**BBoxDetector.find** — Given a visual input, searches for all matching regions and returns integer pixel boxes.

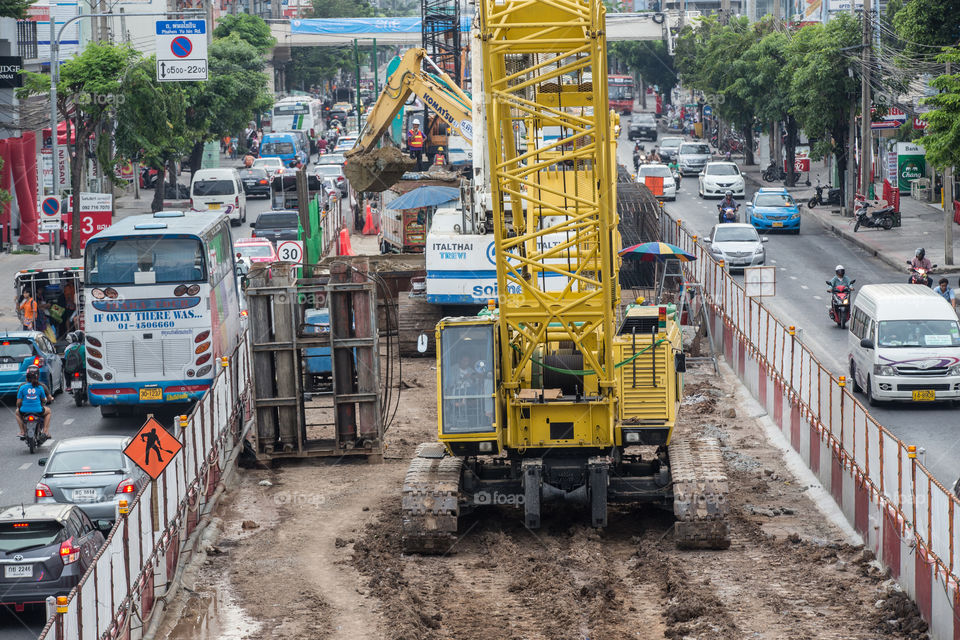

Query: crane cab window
[440,324,496,434]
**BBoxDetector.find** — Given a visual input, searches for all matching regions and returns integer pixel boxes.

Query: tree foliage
[609,40,678,102]
[287,0,377,89]
[892,0,960,56]
[212,14,277,54]
[917,48,960,170]
[0,0,31,19]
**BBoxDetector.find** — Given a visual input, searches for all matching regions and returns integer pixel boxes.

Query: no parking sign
[39,196,61,231]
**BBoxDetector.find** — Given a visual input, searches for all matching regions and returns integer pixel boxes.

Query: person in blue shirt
[935,278,956,311]
[16,367,48,441]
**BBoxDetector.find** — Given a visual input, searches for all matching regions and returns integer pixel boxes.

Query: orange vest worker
[408,128,424,150]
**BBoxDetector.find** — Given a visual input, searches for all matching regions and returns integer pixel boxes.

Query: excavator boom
[343,48,474,192]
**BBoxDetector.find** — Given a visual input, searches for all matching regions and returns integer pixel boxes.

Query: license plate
[208,202,221,210]
[912,390,935,401]
[0,363,16,371]
[771,222,783,227]
[139,387,162,401]
[244,180,256,185]
[4,564,32,578]
[70,380,83,390]
[72,488,98,502]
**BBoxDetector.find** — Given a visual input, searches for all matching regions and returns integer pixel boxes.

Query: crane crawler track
[401,443,463,554]
[670,436,731,550]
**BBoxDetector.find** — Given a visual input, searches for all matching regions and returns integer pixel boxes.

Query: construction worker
[407,118,425,170]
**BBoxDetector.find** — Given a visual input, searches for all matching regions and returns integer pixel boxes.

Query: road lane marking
[18,463,30,470]
[813,295,823,300]
[800,285,808,290]
[790,276,797,280]
[64,418,74,425]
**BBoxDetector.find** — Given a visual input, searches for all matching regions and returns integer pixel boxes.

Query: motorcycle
[761,161,800,183]
[853,201,895,232]
[907,260,937,287]
[718,203,739,223]
[633,143,647,169]
[67,370,87,407]
[807,179,843,208]
[825,279,856,328]
[21,412,43,454]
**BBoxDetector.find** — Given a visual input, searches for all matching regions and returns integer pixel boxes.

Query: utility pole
[859,0,872,198]
[945,59,954,265]
[720,0,730,23]
[847,94,857,215]
[119,8,128,43]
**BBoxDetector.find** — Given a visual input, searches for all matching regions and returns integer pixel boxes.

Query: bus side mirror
[860,338,874,349]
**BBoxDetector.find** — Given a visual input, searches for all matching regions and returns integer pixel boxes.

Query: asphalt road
[0,187,275,639]
[617,128,959,490]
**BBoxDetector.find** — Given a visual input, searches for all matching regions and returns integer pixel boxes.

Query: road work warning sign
[124,416,183,480]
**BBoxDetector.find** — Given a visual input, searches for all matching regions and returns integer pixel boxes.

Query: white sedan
[698,161,746,198]
[636,163,677,201]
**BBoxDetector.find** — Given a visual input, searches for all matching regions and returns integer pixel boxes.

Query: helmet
[412,118,421,126]
[25,365,39,383]
[725,190,733,198]
[916,248,926,258]
[74,330,84,343]
[66,332,76,344]
[835,265,845,275]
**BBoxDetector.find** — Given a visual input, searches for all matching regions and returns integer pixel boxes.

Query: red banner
[785,158,810,173]
[39,194,112,249]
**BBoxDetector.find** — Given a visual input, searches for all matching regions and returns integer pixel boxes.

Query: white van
[190,168,247,226]
[848,284,960,405]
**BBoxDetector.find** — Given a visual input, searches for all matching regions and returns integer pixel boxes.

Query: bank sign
[896,142,926,191]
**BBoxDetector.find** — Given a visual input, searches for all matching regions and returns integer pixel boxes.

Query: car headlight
[790,212,800,219]
[949,364,960,376]
[874,365,897,376]
[754,245,764,254]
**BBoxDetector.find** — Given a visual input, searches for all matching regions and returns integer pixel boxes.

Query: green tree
[892,0,960,56]
[0,0,31,18]
[115,56,192,212]
[916,48,960,170]
[286,0,377,90]
[212,14,276,54]
[610,40,678,105]
[19,42,138,257]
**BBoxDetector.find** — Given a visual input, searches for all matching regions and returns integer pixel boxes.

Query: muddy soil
[159,359,926,640]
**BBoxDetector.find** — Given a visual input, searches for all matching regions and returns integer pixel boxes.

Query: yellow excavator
[400,0,730,553]
[343,47,474,192]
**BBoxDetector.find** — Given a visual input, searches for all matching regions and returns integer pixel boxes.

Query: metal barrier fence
[35,332,252,640]
[659,215,960,640]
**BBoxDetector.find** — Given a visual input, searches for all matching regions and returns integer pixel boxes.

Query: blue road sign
[703,105,713,117]
[40,196,60,219]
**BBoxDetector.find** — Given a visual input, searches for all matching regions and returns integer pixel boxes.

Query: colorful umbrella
[618,241,696,262]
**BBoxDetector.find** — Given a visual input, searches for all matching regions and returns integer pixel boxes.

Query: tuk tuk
[14,260,84,354]
[271,173,325,210]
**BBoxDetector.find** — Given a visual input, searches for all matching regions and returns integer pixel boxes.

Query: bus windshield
[275,104,310,115]
[262,142,295,155]
[85,237,206,286]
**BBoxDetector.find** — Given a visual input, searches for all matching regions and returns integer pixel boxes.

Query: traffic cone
[362,203,376,235]
[338,227,354,256]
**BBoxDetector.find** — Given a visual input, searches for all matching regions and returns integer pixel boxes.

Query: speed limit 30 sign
[277,240,304,265]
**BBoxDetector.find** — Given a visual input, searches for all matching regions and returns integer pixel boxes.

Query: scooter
[67,370,87,407]
[907,261,937,287]
[825,279,856,328]
[807,179,843,208]
[633,143,647,169]
[21,412,42,454]
[761,161,800,183]
[853,201,895,232]
[718,203,739,223]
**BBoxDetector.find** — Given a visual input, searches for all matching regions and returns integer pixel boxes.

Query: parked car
[677,142,712,176]
[746,187,801,233]
[703,223,768,271]
[0,503,106,608]
[314,163,347,195]
[253,157,284,178]
[698,162,746,198]
[238,167,272,198]
[0,331,64,397]
[316,153,346,166]
[636,163,677,200]
[251,210,300,243]
[234,237,278,272]
[334,135,357,153]
[658,136,684,163]
[628,113,658,141]
[35,436,148,524]
[190,168,247,226]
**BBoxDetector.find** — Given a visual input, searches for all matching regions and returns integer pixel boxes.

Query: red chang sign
[785,158,811,173]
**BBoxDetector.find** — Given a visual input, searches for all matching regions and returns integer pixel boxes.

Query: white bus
[83,211,242,415]
[272,97,324,153]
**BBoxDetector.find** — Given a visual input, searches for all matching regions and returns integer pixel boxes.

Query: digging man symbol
[141,427,174,465]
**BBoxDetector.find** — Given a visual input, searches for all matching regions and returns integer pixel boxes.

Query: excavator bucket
[344,146,416,192]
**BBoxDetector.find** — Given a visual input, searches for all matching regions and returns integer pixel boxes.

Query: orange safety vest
[408,130,424,149]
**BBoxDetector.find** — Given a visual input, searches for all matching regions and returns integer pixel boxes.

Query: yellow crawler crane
[401,0,730,552]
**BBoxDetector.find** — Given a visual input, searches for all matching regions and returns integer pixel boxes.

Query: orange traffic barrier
[644,175,664,196]
[338,227,354,256]
[362,203,378,235]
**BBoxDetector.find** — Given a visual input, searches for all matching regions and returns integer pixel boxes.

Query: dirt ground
[158,357,928,640]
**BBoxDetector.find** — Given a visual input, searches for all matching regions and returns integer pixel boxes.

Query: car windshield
[256,213,299,229]
[640,166,673,178]
[877,320,960,348]
[0,339,33,360]
[85,237,206,285]
[262,142,295,155]
[714,228,759,243]
[0,521,64,552]
[706,164,739,176]
[239,169,267,179]
[237,244,274,258]
[47,450,125,474]
[633,115,655,124]
[661,139,682,149]
[192,179,234,197]
[315,166,342,176]
[318,154,346,165]
[254,159,281,168]
[680,144,710,155]
[754,193,794,207]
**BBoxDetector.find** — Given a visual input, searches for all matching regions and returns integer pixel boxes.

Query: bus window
[86,238,206,286]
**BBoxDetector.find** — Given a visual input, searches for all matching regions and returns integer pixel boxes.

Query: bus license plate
[5,564,32,578]
[139,388,162,401]
[912,390,935,401]
[772,222,783,227]
[208,202,221,210]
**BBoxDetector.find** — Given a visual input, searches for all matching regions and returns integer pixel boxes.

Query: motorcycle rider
[717,190,739,223]
[16,366,51,441]
[63,331,85,383]
[910,248,933,286]
[828,265,851,291]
